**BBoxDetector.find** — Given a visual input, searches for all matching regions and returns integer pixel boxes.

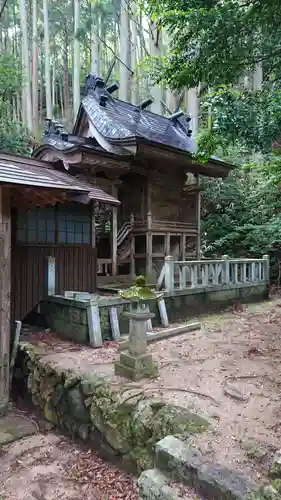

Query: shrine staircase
[117,221,132,263]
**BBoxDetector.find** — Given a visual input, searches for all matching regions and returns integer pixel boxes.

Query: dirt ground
[0,425,139,500]
[18,298,281,485]
[0,411,200,499]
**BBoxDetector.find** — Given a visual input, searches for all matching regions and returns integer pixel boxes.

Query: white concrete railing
[156,254,270,292]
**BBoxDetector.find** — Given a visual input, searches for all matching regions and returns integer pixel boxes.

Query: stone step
[155,436,261,500]
[138,468,202,500]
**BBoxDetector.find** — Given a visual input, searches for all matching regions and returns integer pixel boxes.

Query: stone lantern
[114,276,162,381]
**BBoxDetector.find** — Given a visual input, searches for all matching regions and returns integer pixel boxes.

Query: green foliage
[142,0,281,89]
[142,0,281,153]
[0,53,22,97]
[0,53,30,155]
[199,87,281,155]
[119,275,162,302]
[201,157,281,258]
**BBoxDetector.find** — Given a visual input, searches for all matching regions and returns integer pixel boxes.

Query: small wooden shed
[0,151,119,415]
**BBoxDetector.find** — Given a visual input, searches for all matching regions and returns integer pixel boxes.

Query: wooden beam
[0,186,11,416]
[11,187,69,208]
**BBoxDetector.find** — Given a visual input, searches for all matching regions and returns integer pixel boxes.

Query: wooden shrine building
[33,74,233,284]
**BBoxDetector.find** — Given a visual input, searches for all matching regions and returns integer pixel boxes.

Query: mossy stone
[44,403,59,425]
[269,451,281,479]
[152,405,209,442]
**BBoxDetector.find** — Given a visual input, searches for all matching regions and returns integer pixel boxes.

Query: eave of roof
[136,138,235,178]
[0,152,120,205]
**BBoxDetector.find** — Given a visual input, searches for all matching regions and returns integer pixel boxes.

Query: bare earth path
[0,425,139,500]
[4,298,280,498]
[0,412,200,499]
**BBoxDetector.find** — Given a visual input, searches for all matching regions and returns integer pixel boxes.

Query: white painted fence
[156,255,270,292]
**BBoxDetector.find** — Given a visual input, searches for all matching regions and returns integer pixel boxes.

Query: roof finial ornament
[160,100,192,137]
[44,119,64,137]
[138,98,154,110]
[84,74,105,95]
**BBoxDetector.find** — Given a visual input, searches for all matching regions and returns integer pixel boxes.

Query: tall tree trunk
[19,0,33,131]
[166,89,177,113]
[52,59,56,115]
[91,8,100,75]
[186,87,199,141]
[73,0,81,118]
[253,63,263,90]
[32,0,38,130]
[63,27,70,123]
[43,0,52,119]
[130,2,138,104]
[149,21,162,114]
[119,0,130,102]
[59,78,64,117]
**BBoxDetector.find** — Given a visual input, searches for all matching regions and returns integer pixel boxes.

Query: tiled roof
[0,152,120,205]
[78,83,196,154]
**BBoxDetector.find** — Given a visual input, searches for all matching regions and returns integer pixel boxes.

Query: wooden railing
[133,220,197,233]
[117,221,131,247]
[132,212,196,233]
[156,255,270,292]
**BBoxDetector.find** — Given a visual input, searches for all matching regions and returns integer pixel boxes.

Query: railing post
[164,255,174,292]
[147,212,152,230]
[44,256,56,297]
[222,255,230,284]
[87,295,103,347]
[262,254,270,282]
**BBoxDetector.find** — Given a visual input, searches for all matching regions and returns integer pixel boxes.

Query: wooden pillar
[111,185,118,276]
[165,232,171,255]
[196,175,201,260]
[181,233,186,260]
[146,212,153,278]
[0,187,11,416]
[130,213,135,277]
[91,201,96,248]
[91,202,97,292]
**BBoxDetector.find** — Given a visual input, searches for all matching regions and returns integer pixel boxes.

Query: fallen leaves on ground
[65,449,139,500]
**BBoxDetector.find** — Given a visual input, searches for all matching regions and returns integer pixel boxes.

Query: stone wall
[41,283,269,344]
[41,297,89,343]
[164,283,269,322]
[17,343,209,474]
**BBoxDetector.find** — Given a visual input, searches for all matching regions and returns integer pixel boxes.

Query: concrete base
[0,410,38,445]
[114,351,158,381]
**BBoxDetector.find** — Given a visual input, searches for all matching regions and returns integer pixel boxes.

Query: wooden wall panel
[11,245,97,322]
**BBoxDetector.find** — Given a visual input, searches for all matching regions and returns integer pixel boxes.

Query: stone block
[138,469,182,500]
[67,386,89,422]
[115,351,158,381]
[155,436,257,500]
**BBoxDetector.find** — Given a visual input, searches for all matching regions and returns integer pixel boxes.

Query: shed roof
[0,153,120,205]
